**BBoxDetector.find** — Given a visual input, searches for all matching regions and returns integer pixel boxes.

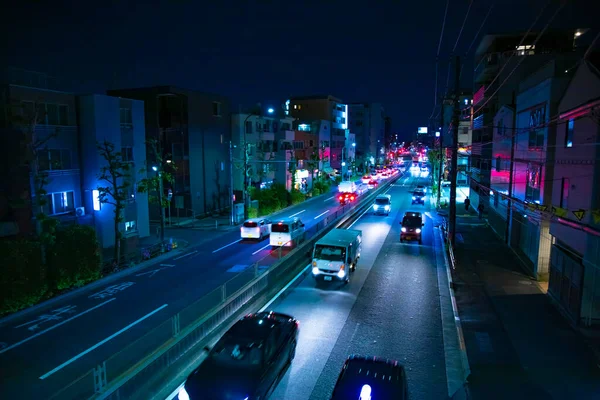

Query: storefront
[294,169,311,192]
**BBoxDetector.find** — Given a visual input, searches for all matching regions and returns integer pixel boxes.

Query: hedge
[0,225,102,316]
[0,239,47,315]
[48,225,102,291]
[290,189,306,205]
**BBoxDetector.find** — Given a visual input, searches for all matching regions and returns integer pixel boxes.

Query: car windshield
[243,221,258,228]
[403,217,422,228]
[375,198,390,205]
[272,224,290,233]
[314,245,346,261]
[413,191,425,196]
[210,336,263,367]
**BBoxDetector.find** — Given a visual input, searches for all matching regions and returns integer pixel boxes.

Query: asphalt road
[0,176,407,399]
[266,172,450,400]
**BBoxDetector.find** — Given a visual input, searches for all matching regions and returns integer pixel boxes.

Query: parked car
[178,312,299,400]
[241,218,272,241]
[330,355,408,400]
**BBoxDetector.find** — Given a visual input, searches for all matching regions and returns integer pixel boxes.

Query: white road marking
[260,264,312,312]
[0,299,116,355]
[173,250,198,260]
[314,210,330,219]
[15,305,77,331]
[88,282,135,300]
[136,264,176,278]
[252,244,271,255]
[212,240,241,254]
[287,210,306,218]
[324,196,335,201]
[39,304,169,380]
[348,206,372,228]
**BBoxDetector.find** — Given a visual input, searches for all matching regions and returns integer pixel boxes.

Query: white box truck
[338,181,357,193]
[311,229,362,284]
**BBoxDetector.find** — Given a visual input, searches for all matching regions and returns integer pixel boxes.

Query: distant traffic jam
[197,154,423,399]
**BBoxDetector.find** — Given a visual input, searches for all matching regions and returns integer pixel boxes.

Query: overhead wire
[429,0,451,120]
[460,2,495,80]
[443,0,474,96]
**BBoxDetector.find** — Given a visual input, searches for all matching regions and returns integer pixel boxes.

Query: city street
[265,173,452,399]
[0,183,378,399]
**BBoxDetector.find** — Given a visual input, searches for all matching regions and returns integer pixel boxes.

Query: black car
[411,190,426,204]
[400,212,424,244]
[179,311,299,400]
[330,355,408,400]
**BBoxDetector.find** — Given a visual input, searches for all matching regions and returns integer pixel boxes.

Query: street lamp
[152,165,166,243]
[267,107,274,114]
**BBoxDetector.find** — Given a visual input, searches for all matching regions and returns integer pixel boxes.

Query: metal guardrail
[440,218,456,270]
[48,173,403,400]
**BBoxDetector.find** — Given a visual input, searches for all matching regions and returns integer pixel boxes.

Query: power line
[460,2,495,79]
[429,0,451,120]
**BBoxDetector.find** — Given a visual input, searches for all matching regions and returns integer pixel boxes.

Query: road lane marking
[136,264,176,278]
[348,206,372,229]
[0,299,116,355]
[15,305,77,331]
[173,250,198,260]
[88,282,135,300]
[287,209,306,218]
[211,240,241,254]
[324,196,335,201]
[252,244,271,255]
[39,304,169,380]
[260,264,311,312]
[314,210,330,219]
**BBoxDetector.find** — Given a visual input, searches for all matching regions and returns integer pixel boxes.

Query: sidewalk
[451,213,600,399]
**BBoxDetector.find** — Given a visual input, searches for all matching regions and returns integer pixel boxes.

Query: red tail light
[339,196,343,200]
[351,196,355,201]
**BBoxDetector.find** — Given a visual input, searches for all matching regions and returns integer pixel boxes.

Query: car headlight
[178,387,190,400]
[373,205,378,210]
[416,228,422,234]
[412,196,416,200]
[401,227,407,232]
[384,205,390,210]
[337,269,346,278]
[312,267,319,275]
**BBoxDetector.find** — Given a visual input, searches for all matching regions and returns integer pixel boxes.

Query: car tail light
[295,320,300,327]
[351,196,355,201]
[339,196,343,200]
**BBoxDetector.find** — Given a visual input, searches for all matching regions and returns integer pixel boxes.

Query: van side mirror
[300,223,305,228]
[203,346,211,353]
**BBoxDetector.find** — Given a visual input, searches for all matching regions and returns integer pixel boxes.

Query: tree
[8,100,59,263]
[136,138,176,241]
[306,147,320,190]
[96,139,131,263]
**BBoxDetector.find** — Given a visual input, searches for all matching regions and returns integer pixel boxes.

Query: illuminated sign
[296,169,309,179]
[473,86,485,106]
[417,127,428,134]
[92,189,101,211]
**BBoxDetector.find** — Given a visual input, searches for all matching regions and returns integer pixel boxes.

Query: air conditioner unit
[76,207,85,217]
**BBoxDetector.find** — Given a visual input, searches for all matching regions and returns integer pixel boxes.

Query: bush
[48,225,101,291]
[290,189,306,205]
[313,181,330,195]
[248,206,259,218]
[312,188,322,196]
[0,239,47,315]
[335,176,342,184]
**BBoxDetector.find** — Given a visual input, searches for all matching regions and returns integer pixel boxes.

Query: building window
[309,140,314,147]
[125,220,137,233]
[43,191,75,215]
[282,122,291,130]
[565,119,574,148]
[245,120,253,133]
[212,102,222,117]
[525,163,541,202]
[264,120,271,132]
[39,149,72,171]
[121,147,134,163]
[272,122,278,132]
[294,141,304,149]
[560,178,569,209]
[120,108,133,124]
[256,121,263,132]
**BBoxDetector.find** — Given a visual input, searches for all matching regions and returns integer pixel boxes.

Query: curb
[436,225,471,398]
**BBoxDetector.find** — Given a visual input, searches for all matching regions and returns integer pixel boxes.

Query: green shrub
[335,176,342,184]
[313,181,330,195]
[248,206,259,218]
[48,225,101,291]
[0,239,47,315]
[312,188,322,196]
[290,189,306,205]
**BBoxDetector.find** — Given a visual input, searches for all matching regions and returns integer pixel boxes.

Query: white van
[312,229,362,284]
[338,181,357,193]
[240,218,271,240]
[270,217,305,247]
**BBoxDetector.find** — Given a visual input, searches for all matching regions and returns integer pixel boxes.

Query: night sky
[3,0,598,140]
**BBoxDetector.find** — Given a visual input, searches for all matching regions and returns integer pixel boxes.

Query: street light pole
[242,114,253,221]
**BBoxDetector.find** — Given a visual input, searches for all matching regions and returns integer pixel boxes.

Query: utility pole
[229,140,235,225]
[437,98,445,206]
[505,91,517,243]
[155,168,166,243]
[449,55,460,246]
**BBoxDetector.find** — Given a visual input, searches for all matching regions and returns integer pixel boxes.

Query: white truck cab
[312,229,362,284]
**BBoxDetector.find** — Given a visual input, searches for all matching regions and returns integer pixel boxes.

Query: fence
[47,173,403,400]
[440,218,455,270]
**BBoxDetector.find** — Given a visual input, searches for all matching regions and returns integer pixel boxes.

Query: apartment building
[0,68,150,249]
[471,29,587,213]
[289,95,348,170]
[348,103,385,167]
[108,86,231,218]
[548,55,600,326]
